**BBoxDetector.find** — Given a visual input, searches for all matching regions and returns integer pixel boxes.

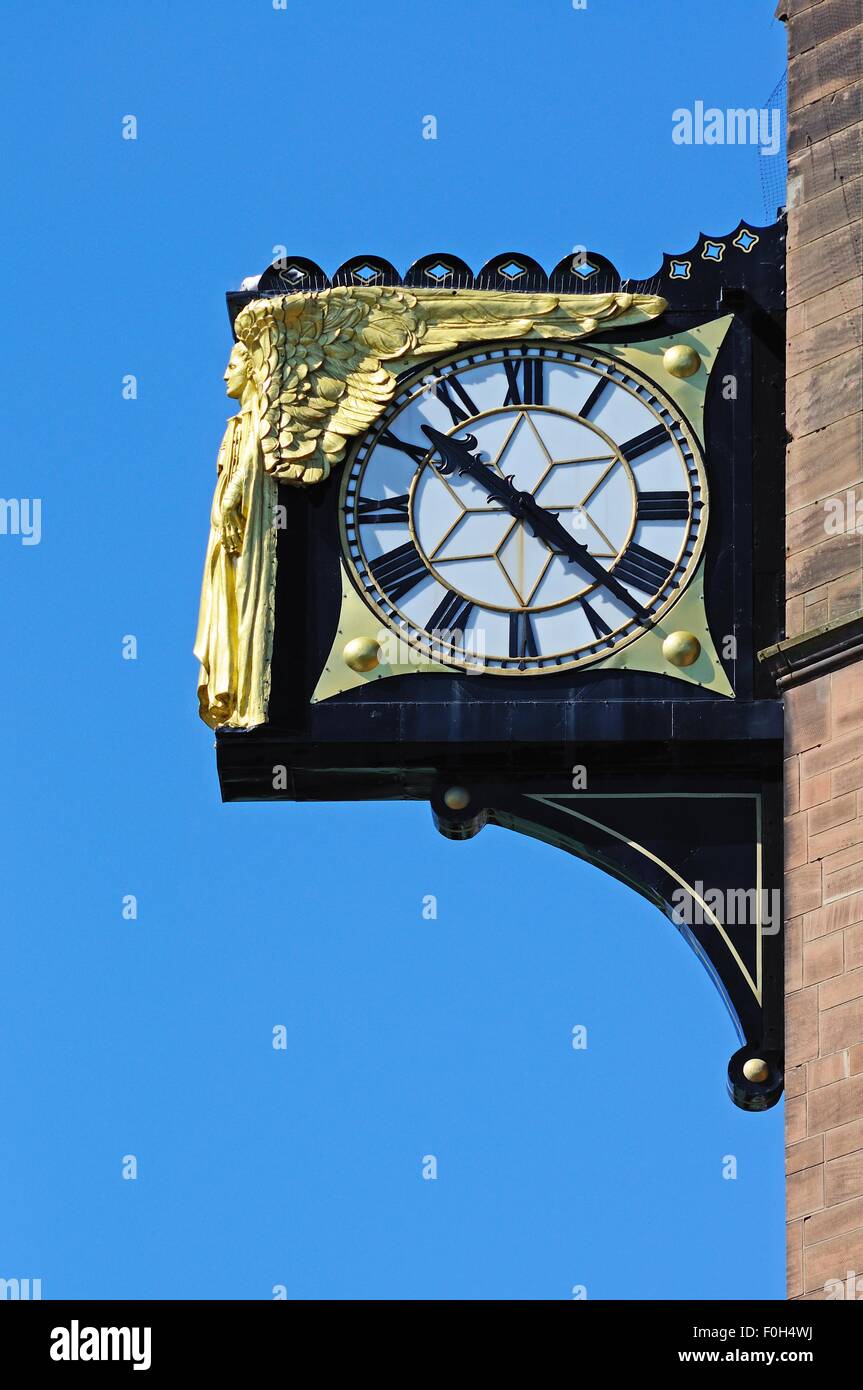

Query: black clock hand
[421,425,521,513]
[516,491,650,621]
[421,425,649,622]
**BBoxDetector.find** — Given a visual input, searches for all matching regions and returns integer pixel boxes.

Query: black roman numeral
[580,597,612,639]
[427,590,473,635]
[370,542,429,601]
[578,375,610,419]
[379,429,428,465]
[509,611,539,660]
[619,424,669,462]
[503,357,544,406]
[357,494,410,523]
[435,377,479,425]
[636,491,690,521]
[613,544,675,594]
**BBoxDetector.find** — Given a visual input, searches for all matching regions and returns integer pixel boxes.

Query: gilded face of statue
[224,344,250,399]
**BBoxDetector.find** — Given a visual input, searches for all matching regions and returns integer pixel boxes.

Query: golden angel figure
[194,341,277,729]
[195,286,666,730]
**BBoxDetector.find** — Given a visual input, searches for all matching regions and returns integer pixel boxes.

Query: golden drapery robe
[194,396,277,730]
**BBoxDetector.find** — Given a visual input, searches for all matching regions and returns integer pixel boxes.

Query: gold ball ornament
[663,343,702,378]
[443,786,471,811]
[343,636,382,673]
[662,631,701,668]
[743,1058,770,1084]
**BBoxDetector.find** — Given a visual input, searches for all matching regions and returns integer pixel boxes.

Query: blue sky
[0,1,787,1299]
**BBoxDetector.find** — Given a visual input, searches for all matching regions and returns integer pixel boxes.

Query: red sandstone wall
[778,0,863,1301]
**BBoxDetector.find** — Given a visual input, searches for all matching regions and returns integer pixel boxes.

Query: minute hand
[421,424,523,514]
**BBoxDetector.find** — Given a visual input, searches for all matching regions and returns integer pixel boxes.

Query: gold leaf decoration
[233,286,666,486]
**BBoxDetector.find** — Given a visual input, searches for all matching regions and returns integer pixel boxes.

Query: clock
[340,343,706,674]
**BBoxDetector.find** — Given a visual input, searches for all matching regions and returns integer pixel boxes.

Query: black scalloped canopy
[231,220,785,330]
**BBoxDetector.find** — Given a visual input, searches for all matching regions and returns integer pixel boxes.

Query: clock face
[340,342,707,674]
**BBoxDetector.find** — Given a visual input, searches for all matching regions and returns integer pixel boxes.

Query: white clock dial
[340,343,706,674]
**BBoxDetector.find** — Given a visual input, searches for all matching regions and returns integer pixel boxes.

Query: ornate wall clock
[341,343,706,677]
[196,227,786,1109]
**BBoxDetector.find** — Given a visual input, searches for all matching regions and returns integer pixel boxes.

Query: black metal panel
[254,299,773,727]
[630,219,786,315]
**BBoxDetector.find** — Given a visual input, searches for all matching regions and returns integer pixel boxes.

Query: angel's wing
[234,289,424,485]
[412,288,667,357]
[233,287,666,486]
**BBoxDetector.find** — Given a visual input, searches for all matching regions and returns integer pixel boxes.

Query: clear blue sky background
[1,1,787,1299]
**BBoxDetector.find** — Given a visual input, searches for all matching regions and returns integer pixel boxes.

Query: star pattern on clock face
[417,409,628,610]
